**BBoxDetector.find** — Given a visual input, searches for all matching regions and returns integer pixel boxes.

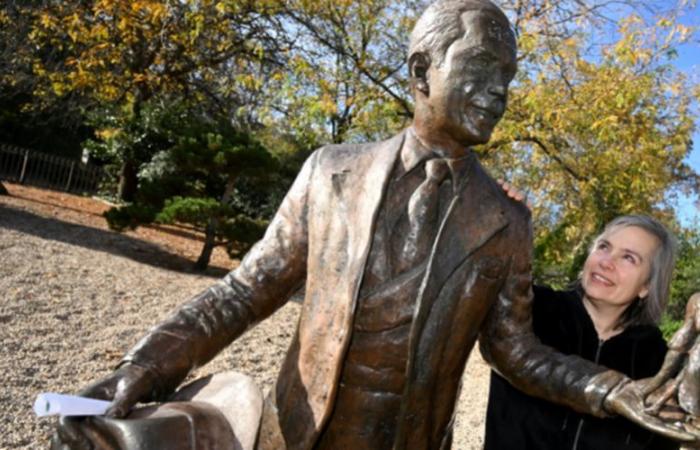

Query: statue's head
[409,0,517,150]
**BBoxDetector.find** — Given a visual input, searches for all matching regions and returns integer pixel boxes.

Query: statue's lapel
[424,161,509,292]
[395,160,510,448]
[408,159,509,378]
[331,131,405,278]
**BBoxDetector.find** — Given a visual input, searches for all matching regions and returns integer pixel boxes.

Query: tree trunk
[193,177,237,271]
[0,180,8,195]
[118,158,138,202]
[194,221,217,271]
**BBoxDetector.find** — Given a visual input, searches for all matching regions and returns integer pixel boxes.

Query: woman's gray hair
[589,214,677,327]
[408,0,515,68]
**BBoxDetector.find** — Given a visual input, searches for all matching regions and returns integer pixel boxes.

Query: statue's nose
[487,79,507,99]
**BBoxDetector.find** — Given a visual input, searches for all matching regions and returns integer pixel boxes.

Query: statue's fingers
[641,377,670,401]
[640,377,665,398]
[646,378,681,415]
[640,371,667,396]
[105,383,143,418]
[642,362,685,398]
[77,372,125,402]
[633,413,697,443]
[105,396,134,418]
[79,383,116,402]
[609,385,697,442]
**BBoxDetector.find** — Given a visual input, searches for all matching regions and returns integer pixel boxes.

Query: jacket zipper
[571,339,605,450]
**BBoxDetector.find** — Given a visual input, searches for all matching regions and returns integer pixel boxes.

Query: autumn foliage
[0,0,697,320]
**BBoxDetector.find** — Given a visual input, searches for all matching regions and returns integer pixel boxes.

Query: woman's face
[581,225,659,308]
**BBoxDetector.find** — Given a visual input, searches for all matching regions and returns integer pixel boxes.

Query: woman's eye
[623,254,637,264]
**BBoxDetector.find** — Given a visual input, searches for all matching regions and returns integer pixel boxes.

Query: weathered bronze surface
[52,0,700,448]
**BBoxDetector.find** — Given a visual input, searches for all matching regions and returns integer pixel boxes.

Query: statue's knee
[52,416,104,450]
[51,373,264,450]
[680,350,700,415]
[60,401,238,450]
[179,372,264,450]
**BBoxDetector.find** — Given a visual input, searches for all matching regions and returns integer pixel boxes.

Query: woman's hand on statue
[497,179,532,208]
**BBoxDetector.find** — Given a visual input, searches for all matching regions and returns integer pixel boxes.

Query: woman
[484,214,680,450]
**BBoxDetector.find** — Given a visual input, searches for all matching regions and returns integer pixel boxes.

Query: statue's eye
[471,55,493,67]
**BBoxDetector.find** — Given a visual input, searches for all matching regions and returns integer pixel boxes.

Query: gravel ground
[0,190,489,449]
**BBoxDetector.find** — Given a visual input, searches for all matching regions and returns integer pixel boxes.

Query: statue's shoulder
[316,141,375,164]
[473,162,532,226]
[314,132,404,171]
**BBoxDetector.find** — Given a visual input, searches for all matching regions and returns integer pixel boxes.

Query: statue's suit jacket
[124,130,625,450]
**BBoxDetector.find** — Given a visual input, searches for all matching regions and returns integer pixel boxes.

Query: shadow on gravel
[12,189,209,243]
[0,204,230,277]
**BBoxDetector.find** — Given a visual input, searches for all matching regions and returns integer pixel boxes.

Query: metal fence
[0,145,104,194]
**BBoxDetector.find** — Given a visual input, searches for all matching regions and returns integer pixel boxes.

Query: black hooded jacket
[484,285,679,450]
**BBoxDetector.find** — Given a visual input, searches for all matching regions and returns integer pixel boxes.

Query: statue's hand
[604,378,699,444]
[93,363,158,418]
[641,349,686,412]
[642,292,700,417]
[645,340,700,417]
[52,364,157,449]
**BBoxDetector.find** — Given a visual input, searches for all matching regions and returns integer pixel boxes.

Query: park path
[0,183,489,449]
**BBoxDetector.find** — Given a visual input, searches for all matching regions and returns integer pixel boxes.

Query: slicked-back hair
[408,0,516,68]
[587,215,677,328]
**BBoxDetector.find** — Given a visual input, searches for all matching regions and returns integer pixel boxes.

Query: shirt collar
[401,127,476,184]
[400,127,434,174]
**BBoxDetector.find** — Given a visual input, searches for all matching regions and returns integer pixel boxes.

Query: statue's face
[423,11,517,146]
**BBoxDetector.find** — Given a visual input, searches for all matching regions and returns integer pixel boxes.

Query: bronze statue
[644,293,700,418]
[52,1,699,448]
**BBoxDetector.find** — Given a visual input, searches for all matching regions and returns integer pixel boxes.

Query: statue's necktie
[398,158,449,272]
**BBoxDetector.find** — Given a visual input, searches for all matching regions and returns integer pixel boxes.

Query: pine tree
[103,102,284,270]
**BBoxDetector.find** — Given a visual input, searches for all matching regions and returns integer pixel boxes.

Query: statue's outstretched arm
[479,220,698,443]
[52,151,318,448]
[120,149,318,404]
[479,219,622,417]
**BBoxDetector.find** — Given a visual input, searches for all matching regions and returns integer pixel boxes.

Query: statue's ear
[409,52,431,96]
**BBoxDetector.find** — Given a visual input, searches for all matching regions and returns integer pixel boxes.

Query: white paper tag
[34,393,112,417]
